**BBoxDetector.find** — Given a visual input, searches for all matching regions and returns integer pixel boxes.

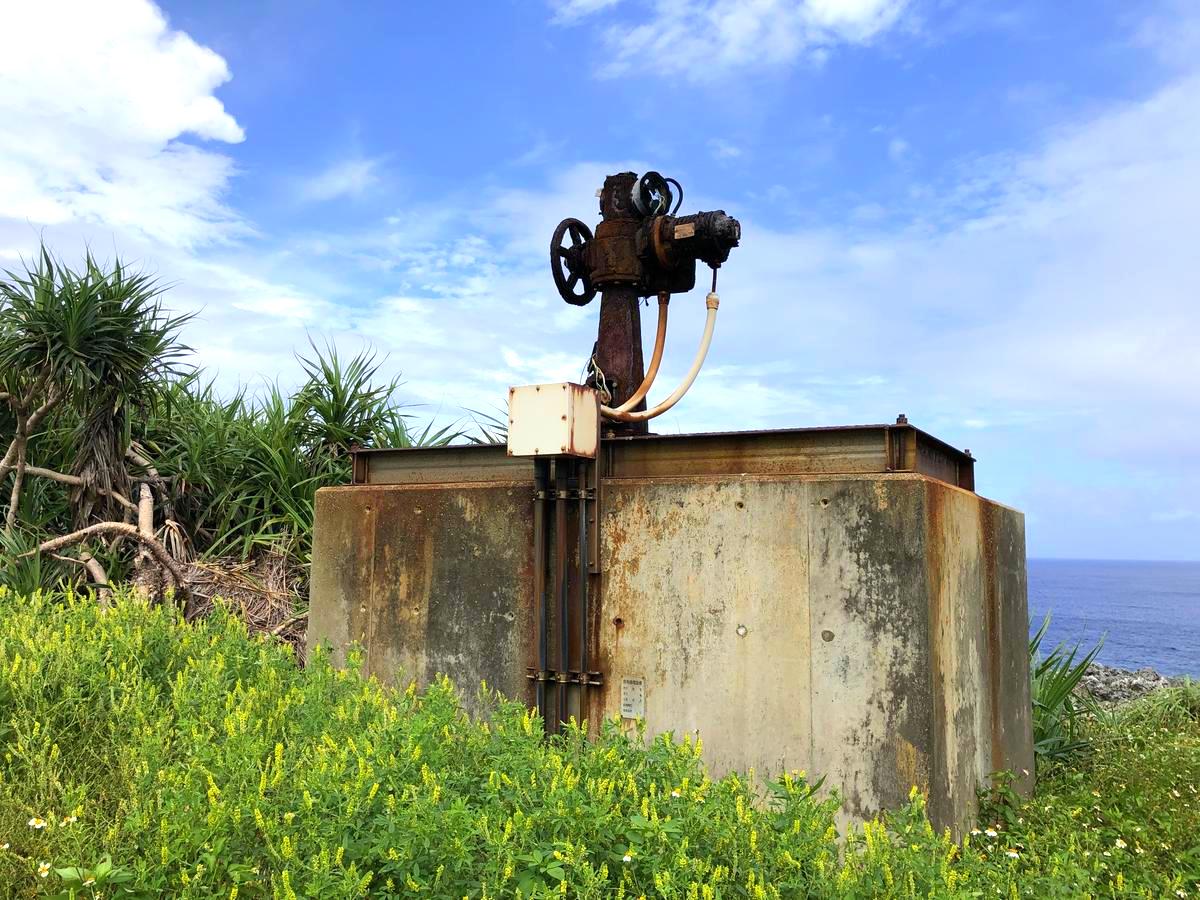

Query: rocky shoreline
[1076,663,1190,704]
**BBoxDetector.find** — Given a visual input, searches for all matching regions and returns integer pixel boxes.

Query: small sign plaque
[673,222,696,240]
[620,676,645,719]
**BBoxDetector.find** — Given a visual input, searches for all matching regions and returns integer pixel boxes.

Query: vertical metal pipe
[593,284,648,436]
[578,461,590,678]
[578,460,590,727]
[555,460,570,731]
[533,459,549,733]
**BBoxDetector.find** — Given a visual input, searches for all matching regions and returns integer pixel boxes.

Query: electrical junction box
[506,383,600,459]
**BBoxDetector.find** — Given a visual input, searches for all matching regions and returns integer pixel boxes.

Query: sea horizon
[1027,558,1200,677]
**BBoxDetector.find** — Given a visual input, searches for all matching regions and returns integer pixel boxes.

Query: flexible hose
[610,292,669,413]
[601,292,719,423]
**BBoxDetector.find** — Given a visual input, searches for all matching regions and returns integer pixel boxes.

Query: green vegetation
[1,589,1197,899]
[3,246,1197,898]
[0,249,454,606]
[1029,616,1104,763]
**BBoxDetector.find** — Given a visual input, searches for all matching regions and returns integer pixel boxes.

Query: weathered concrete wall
[309,462,1031,836]
[592,473,1030,833]
[309,482,535,714]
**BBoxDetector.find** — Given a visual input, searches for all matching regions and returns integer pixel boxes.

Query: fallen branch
[126,443,164,486]
[50,550,112,607]
[23,466,136,511]
[22,522,193,608]
[270,609,309,636]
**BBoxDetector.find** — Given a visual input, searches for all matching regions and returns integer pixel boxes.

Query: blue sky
[1,0,1198,560]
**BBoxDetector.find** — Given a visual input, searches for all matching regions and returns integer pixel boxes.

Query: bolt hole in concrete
[735,500,745,510]
[613,617,624,629]
[820,498,830,508]
[736,624,748,637]
[821,629,835,642]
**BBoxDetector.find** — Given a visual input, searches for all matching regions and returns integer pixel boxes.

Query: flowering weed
[0,587,1195,898]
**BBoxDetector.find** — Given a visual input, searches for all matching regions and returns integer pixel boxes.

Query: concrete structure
[309,423,1033,834]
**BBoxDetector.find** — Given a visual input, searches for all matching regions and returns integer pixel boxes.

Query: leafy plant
[2,588,1197,898]
[1029,614,1104,764]
[1,246,462,603]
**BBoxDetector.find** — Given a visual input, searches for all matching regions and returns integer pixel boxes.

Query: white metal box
[506,382,600,458]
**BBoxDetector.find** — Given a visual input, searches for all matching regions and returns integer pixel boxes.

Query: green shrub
[1,588,1196,899]
[0,587,984,899]
[1029,616,1103,764]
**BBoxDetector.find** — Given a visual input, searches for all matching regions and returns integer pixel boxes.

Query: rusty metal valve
[549,171,741,432]
[549,172,741,305]
[551,218,596,306]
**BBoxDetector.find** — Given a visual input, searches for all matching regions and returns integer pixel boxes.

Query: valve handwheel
[551,217,596,306]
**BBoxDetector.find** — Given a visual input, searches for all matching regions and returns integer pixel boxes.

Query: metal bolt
[736,624,748,637]
[896,413,908,425]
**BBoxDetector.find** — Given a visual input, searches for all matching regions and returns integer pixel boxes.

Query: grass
[0,588,1197,899]
[979,684,1200,897]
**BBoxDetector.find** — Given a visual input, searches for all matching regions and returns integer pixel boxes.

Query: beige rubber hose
[601,292,719,423]
[610,292,670,413]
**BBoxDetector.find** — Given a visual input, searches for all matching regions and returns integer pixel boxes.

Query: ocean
[1028,559,1200,677]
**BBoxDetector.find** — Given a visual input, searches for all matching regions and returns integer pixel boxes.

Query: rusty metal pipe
[610,293,669,413]
[533,458,549,733]
[578,460,590,695]
[555,460,570,731]
[602,292,719,423]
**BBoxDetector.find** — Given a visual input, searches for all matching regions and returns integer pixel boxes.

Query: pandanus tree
[0,247,194,604]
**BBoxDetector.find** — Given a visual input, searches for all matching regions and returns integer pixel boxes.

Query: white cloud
[0,0,338,393]
[709,138,743,160]
[549,0,624,24]
[1151,509,1197,523]
[887,137,910,162]
[560,0,910,79]
[0,0,245,249]
[299,157,384,203]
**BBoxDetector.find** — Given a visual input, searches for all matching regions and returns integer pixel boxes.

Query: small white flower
[1175,891,1187,899]
[969,829,981,836]
[671,790,681,798]
[1005,849,1019,859]
[1103,851,1111,857]
[37,861,50,878]
[984,828,998,838]
[1135,846,1145,855]
[622,854,632,863]
[83,877,96,886]
[60,815,77,826]
[28,817,46,830]
[1,843,9,851]
[1115,838,1127,849]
